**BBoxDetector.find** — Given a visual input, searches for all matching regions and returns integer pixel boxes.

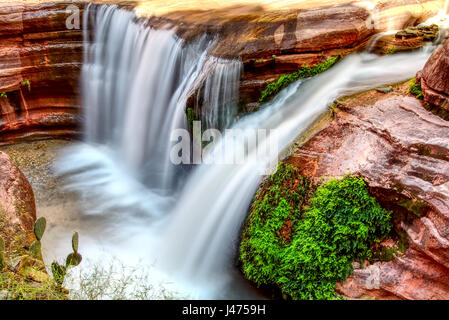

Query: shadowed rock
[0,1,85,144]
[0,151,36,248]
[417,39,449,115]
[286,94,449,300]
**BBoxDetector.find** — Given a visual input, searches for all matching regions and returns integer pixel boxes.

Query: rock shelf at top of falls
[0,0,446,145]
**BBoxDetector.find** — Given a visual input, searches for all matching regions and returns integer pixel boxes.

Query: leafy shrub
[409,78,424,100]
[240,163,315,287]
[259,56,339,103]
[240,169,392,300]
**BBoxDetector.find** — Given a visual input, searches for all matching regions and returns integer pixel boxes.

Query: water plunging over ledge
[48,4,447,299]
[58,4,242,212]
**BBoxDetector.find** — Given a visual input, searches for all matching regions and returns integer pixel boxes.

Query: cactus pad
[34,217,46,241]
[66,252,82,267]
[72,232,79,253]
[51,262,67,286]
[29,240,42,260]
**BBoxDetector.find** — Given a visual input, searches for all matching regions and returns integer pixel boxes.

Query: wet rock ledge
[0,0,445,144]
[286,88,449,299]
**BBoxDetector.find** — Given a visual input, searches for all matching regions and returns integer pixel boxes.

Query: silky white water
[60,4,242,212]
[48,3,447,300]
[155,49,435,298]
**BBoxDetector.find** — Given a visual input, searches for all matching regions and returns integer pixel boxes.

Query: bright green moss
[240,170,392,300]
[240,163,315,287]
[409,78,424,100]
[259,56,339,103]
[186,107,197,130]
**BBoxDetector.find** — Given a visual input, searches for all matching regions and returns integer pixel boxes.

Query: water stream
[47,3,448,299]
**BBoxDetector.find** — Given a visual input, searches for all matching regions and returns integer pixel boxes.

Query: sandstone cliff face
[0,150,36,249]
[0,1,445,141]
[285,90,449,299]
[417,39,449,115]
[147,0,444,107]
[0,1,85,144]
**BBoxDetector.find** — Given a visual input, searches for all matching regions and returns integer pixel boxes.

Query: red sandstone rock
[417,39,449,112]
[0,1,84,144]
[145,0,443,107]
[286,94,449,299]
[0,1,444,141]
[0,151,36,248]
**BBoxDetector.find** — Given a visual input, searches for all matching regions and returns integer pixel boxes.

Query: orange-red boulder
[0,151,36,248]
[286,93,449,300]
[417,39,449,114]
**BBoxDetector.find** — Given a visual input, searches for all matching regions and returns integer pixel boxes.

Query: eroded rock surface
[0,1,85,144]
[285,93,449,299]
[0,150,35,249]
[417,39,449,114]
[0,1,445,139]
[146,0,444,107]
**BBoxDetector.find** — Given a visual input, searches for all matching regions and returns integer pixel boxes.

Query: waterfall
[56,4,242,215]
[197,58,242,131]
[156,50,435,298]
[53,3,443,300]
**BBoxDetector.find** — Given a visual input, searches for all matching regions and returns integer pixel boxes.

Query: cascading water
[197,58,242,131]
[50,2,449,300]
[155,49,436,298]
[57,4,242,213]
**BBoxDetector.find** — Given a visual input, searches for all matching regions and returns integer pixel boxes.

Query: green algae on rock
[258,56,340,103]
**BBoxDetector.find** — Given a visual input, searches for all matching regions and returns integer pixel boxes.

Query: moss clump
[240,166,392,300]
[239,163,316,287]
[409,78,424,100]
[186,107,197,130]
[259,56,340,103]
[386,48,398,55]
[396,198,427,218]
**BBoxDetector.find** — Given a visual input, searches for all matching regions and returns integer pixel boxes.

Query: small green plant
[386,47,398,55]
[186,107,197,130]
[22,79,31,91]
[51,232,82,287]
[28,217,82,287]
[29,217,46,260]
[0,236,5,270]
[67,258,179,300]
[259,56,340,103]
[329,103,338,118]
[0,270,68,300]
[409,78,424,100]
[0,92,7,99]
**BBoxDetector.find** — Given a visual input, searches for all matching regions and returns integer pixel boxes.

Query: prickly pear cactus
[72,232,79,253]
[66,252,82,267]
[51,261,67,286]
[29,240,42,260]
[0,236,5,270]
[34,217,46,241]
